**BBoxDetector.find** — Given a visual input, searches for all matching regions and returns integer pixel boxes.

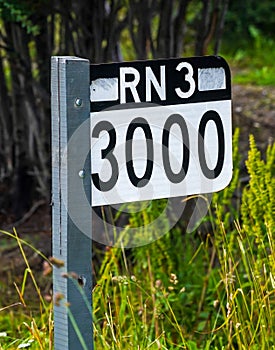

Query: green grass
[91,133,275,349]
[0,230,53,350]
[222,26,275,86]
[1,130,274,349]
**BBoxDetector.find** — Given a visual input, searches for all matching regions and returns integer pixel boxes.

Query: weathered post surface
[51,56,93,350]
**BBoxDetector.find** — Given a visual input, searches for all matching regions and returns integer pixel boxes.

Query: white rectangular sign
[90,56,232,206]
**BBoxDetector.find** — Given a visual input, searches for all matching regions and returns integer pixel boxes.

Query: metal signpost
[51,57,92,350]
[51,55,232,349]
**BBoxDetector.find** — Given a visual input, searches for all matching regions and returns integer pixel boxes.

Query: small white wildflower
[112,275,128,284]
[213,299,219,308]
[131,275,137,282]
[169,273,178,285]
[155,279,162,289]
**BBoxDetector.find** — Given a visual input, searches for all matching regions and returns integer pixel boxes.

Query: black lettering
[126,117,153,187]
[162,114,190,183]
[198,110,225,179]
[92,121,118,191]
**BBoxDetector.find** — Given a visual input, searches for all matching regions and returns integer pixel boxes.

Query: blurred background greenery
[0,0,274,215]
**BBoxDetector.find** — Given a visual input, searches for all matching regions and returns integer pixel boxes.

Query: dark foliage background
[0,0,273,217]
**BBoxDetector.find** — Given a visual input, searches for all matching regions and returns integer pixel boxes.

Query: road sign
[51,55,232,350]
[52,57,92,350]
[90,56,232,206]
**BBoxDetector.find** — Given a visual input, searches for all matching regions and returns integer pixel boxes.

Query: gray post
[51,56,93,350]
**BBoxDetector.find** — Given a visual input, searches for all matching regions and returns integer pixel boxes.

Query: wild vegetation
[0,1,275,349]
[0,132,274,349]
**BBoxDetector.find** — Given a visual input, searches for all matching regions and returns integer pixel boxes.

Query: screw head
[78,275,87,288]
[75,98,83,107]
[78,169,86,178]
